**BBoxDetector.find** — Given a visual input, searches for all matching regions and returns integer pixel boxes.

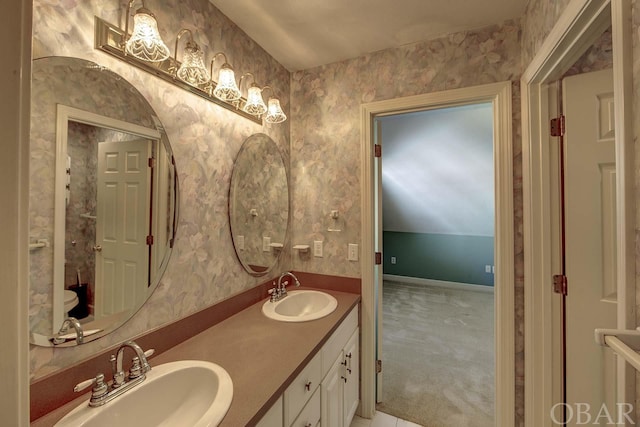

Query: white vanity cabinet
[321,327,359,427]
[256,396,284,427]
[258,305,359,427]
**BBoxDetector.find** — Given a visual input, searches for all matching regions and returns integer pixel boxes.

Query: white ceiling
[209,0,528,71]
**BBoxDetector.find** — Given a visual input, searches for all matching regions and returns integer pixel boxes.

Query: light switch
[237,235,245,251]
[348,244,358,261]
[263,236,271,252]
[314,240,323,257]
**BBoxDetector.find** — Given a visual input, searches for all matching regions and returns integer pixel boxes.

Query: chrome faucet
[52,317,84,345]
[73,340,154,407]
[111,341,152,387]
[277,271,301,298]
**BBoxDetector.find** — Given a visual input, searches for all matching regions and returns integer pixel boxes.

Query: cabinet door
[343,329,359,426]
[321,353,345,427]
[256,395,283,427]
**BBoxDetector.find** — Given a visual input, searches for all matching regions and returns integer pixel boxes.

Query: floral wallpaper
[521,0,573,67]
[30,0,290,380]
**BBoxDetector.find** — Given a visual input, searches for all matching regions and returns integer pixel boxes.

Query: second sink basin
[55,360,233,427]
[262,290,338,322]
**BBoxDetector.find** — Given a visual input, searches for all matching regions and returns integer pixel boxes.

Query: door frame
[521,0,634,425]
[360,80,515,424]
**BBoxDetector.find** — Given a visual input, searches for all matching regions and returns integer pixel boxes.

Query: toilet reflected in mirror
[63,290,78,315]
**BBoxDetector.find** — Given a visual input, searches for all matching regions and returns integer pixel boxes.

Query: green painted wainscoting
[383,231,494,286]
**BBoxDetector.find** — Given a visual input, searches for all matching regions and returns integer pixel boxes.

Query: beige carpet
[376,280,495,427]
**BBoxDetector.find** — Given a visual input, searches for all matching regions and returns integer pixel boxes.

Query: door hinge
[146,235,154,245]
[550,115,565,137]
[375,252,382,265]
[553,274,568,295]
[376,359,382,373]
[148,157,155,168]
[374,144,382,158]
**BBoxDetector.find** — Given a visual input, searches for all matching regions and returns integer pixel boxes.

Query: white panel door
[322,353,345,427]
[344,329,360,426]
[96,139,151,319]
[563,68,616,424]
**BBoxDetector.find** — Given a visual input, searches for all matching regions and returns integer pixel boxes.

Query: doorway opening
[359,81,514,425]
[375,103,496,426]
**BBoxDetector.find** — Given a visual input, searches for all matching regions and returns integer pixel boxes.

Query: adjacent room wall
[30,0,291,380]
[380,104,495,286]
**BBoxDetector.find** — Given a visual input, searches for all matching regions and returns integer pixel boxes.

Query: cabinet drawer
[291,387,320,427]
[284,351,321,426]
[321,306,358,377]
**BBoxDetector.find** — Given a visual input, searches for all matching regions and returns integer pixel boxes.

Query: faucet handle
[74,373,108,400]
[129,357,142,379]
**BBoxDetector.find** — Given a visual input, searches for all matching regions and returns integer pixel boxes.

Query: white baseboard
[382,274,495,293]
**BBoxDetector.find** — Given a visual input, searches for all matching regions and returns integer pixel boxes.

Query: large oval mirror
[29,57,178,346]
[229,133,289,276]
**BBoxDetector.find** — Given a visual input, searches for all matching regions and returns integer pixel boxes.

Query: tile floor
[350,411,423,427]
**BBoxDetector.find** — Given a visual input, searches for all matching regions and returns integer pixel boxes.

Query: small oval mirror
[229,134,289,276]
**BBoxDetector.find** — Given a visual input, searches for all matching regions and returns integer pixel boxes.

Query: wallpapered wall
[30,0,290,380]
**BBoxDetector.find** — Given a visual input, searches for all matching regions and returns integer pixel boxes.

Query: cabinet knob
[305,423,313,427]
[305,381,312,391]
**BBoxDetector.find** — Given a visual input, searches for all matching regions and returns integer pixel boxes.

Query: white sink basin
[262,290,338,322]
[55,360,233,427]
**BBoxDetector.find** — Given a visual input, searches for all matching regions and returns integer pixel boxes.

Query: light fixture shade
[177,42,210,85]
[243,85,267,116]
[213,66,242,101]
[125,10,170,62]
[265,98,287,123]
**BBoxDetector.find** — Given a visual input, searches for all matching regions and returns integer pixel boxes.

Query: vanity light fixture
[173,29,210,86]
[94,11,287,124]
[240,73,267,116]
[262,87,287,124]
[210,53,242,102]
[123,1,170,63]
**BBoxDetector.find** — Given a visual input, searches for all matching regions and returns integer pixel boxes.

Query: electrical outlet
[263,236,271,252]
[313,240,323,257]
[348,244,358,261]
[485,265,492,273]
[391,256,397,265]
[236,235,245,251]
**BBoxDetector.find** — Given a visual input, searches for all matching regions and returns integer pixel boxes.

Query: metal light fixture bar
[94,17,262,125]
